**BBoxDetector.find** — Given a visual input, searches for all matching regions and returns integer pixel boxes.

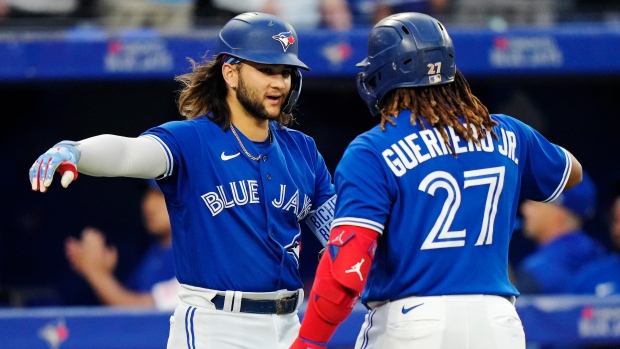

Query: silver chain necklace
[230,123,272,161]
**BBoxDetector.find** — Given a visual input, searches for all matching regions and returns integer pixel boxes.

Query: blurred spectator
[96,0,195,33]
[199,0,352,30]
[569,192,620,297]
[64,179,178,310]
[572,0,620,22]
[451,0,556,28]
[0,0,87,27]
[374,0,450,24]
[347,0,374,26]
[514,170,606,294]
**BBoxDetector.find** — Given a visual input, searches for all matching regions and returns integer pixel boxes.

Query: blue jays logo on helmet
[356,12,456,116]
[215,12,309,70]
[272,31,295,52]
[215,12,308,114]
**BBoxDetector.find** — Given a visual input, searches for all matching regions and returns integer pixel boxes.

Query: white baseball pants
[166,284,303,349]
[355,294,525,349]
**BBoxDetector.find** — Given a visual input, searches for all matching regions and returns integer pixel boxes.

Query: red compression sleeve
[291,225,379,349]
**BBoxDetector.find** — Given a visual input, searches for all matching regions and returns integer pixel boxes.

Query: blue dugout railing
[0,22,619,81]
[2,295,620,348]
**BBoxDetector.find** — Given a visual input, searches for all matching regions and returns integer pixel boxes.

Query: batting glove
[29,140,81,193]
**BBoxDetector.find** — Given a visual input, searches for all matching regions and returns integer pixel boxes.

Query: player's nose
[269,74,287,90]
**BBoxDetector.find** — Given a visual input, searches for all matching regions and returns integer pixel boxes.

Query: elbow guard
[297,225,379,345]
[310,225,379,324]
[327,225,378,294]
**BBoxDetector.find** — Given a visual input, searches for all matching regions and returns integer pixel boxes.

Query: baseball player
[291,12,582,349]
[29,12,336,349]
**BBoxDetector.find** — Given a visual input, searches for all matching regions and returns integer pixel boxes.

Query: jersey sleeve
[312,146,336,208]
[302,138,337,246]
[505,116,571,203]
[140,121,188,180]
[140,120,205,205]
[331,140,392,235]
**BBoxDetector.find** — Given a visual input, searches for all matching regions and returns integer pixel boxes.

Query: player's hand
[65,227,118,279]
[29,141,81,192]
[318,247,326,262]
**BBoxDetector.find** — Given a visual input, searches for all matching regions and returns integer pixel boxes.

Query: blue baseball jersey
[569,253,620,296]
[140,116,335,292]
[515,231,606,294]
[124,242,175,293]
[331,111,571,306]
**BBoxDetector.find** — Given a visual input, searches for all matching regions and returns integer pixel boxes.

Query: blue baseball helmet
[216,12,307,113]
[215,12,309,70]
[356,12,456,116]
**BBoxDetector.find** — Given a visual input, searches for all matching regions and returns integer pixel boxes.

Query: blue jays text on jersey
[331,111,571,307]
[202,180,313,220]
[140,115,335,293]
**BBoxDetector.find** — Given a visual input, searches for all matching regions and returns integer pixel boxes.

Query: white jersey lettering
[448,126,468,154]
[281,189,300,215]
[393,143,417,170]
[405,133,431,163]
[272,184,287,208]
[202,180,261,216]
[383,125,518,176]
[419,129,443,157]
[383,148,406,177]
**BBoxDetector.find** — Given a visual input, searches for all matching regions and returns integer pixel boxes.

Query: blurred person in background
[514,170,606,294]
[374,0,450,23]
[65,179,178,310]
[201,0,352,30]
[0,0,86,27]
[571,0,620,22]
[347,0,450,27]
[569,188,620,297]
[96,0,195,32]
[451,0,556,28]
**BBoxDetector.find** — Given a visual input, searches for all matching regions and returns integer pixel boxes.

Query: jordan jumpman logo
[345,259,365,281]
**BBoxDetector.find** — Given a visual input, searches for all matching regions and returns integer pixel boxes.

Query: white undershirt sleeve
[75,134,169,178]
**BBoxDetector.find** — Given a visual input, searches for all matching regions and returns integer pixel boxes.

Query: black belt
[212,292,299,315]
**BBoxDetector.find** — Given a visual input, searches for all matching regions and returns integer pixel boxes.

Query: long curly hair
[174,54,294,129]
[379,70,498,156]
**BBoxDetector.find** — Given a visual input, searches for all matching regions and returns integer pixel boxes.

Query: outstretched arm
[30,135,168,192]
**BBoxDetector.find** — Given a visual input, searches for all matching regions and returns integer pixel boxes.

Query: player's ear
[222,63,238,91]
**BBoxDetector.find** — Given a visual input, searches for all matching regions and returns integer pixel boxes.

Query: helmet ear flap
[356,72,381,116]
[283,69,302,114]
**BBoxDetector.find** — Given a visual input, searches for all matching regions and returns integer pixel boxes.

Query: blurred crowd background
[0,0,619,31]
[1,0,620,314]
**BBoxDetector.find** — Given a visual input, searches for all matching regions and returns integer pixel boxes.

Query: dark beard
[236,75,280,121]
